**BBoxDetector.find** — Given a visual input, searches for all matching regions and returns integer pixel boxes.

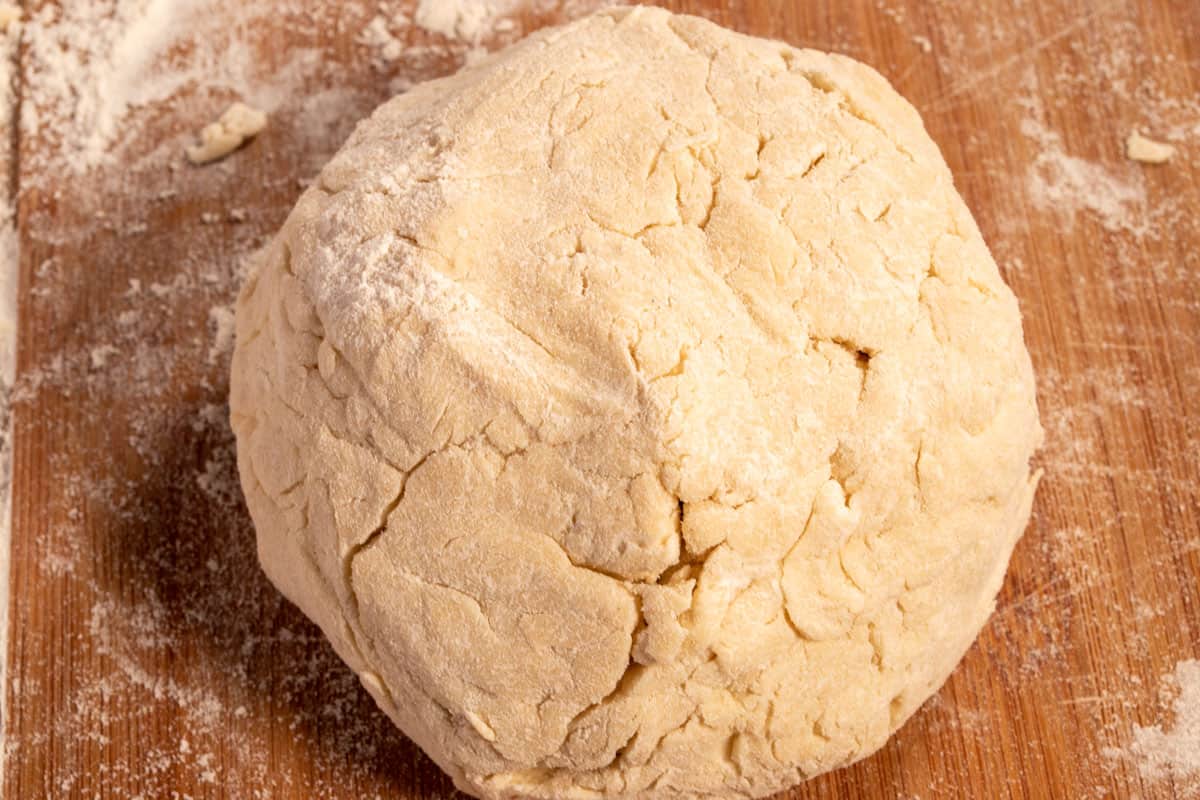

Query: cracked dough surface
[230,7,1042,799]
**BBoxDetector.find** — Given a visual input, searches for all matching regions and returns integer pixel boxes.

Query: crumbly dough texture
[231,8,1042,799]
[186,101,267,165]
[1125,130,1175,165]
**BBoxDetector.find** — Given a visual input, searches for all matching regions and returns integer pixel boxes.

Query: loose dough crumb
[1125,130,1175,164]
[0,4,19,33]
[186,102,268,165]
[207,305,236,365]
[90,345,120,370]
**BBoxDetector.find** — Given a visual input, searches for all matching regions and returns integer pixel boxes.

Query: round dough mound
[231,8,1042,799]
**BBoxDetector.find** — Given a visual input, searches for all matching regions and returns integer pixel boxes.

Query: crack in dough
[230,7,1041,800]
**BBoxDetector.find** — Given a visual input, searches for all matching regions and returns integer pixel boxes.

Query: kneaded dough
[231,7,1042,799]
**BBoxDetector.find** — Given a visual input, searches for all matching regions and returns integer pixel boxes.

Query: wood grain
[4,1,1198,798]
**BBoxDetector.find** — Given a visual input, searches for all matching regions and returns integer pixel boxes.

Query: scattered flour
[360,13,408,62]
[412,0,614,45]
[22,0,210,170]
[1130,660,1200,780]
[1020,111,1147,235]
[1103,660,1200,790]
[20,0,345,175]
[414,0,510,43]
[0,1,20,779]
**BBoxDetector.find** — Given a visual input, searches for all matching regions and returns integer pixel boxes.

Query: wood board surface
[3,0,1198,798]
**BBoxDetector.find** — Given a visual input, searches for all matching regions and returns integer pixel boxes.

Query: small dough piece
[0,4,19,32]
[231,7,1042,800]
[1125,130,1175,164]
[186,101,267,165]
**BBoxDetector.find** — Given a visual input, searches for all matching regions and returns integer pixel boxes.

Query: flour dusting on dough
[232,8,1041,798]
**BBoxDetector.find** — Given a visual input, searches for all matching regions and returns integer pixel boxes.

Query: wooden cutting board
[4,1,1198,798]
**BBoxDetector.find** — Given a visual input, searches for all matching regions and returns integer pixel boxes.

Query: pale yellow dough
[186,101,267,165]
[230,7,1042,799]
[1125,130,1175,165]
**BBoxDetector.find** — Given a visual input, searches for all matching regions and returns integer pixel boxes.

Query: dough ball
[230,7,1041,799]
